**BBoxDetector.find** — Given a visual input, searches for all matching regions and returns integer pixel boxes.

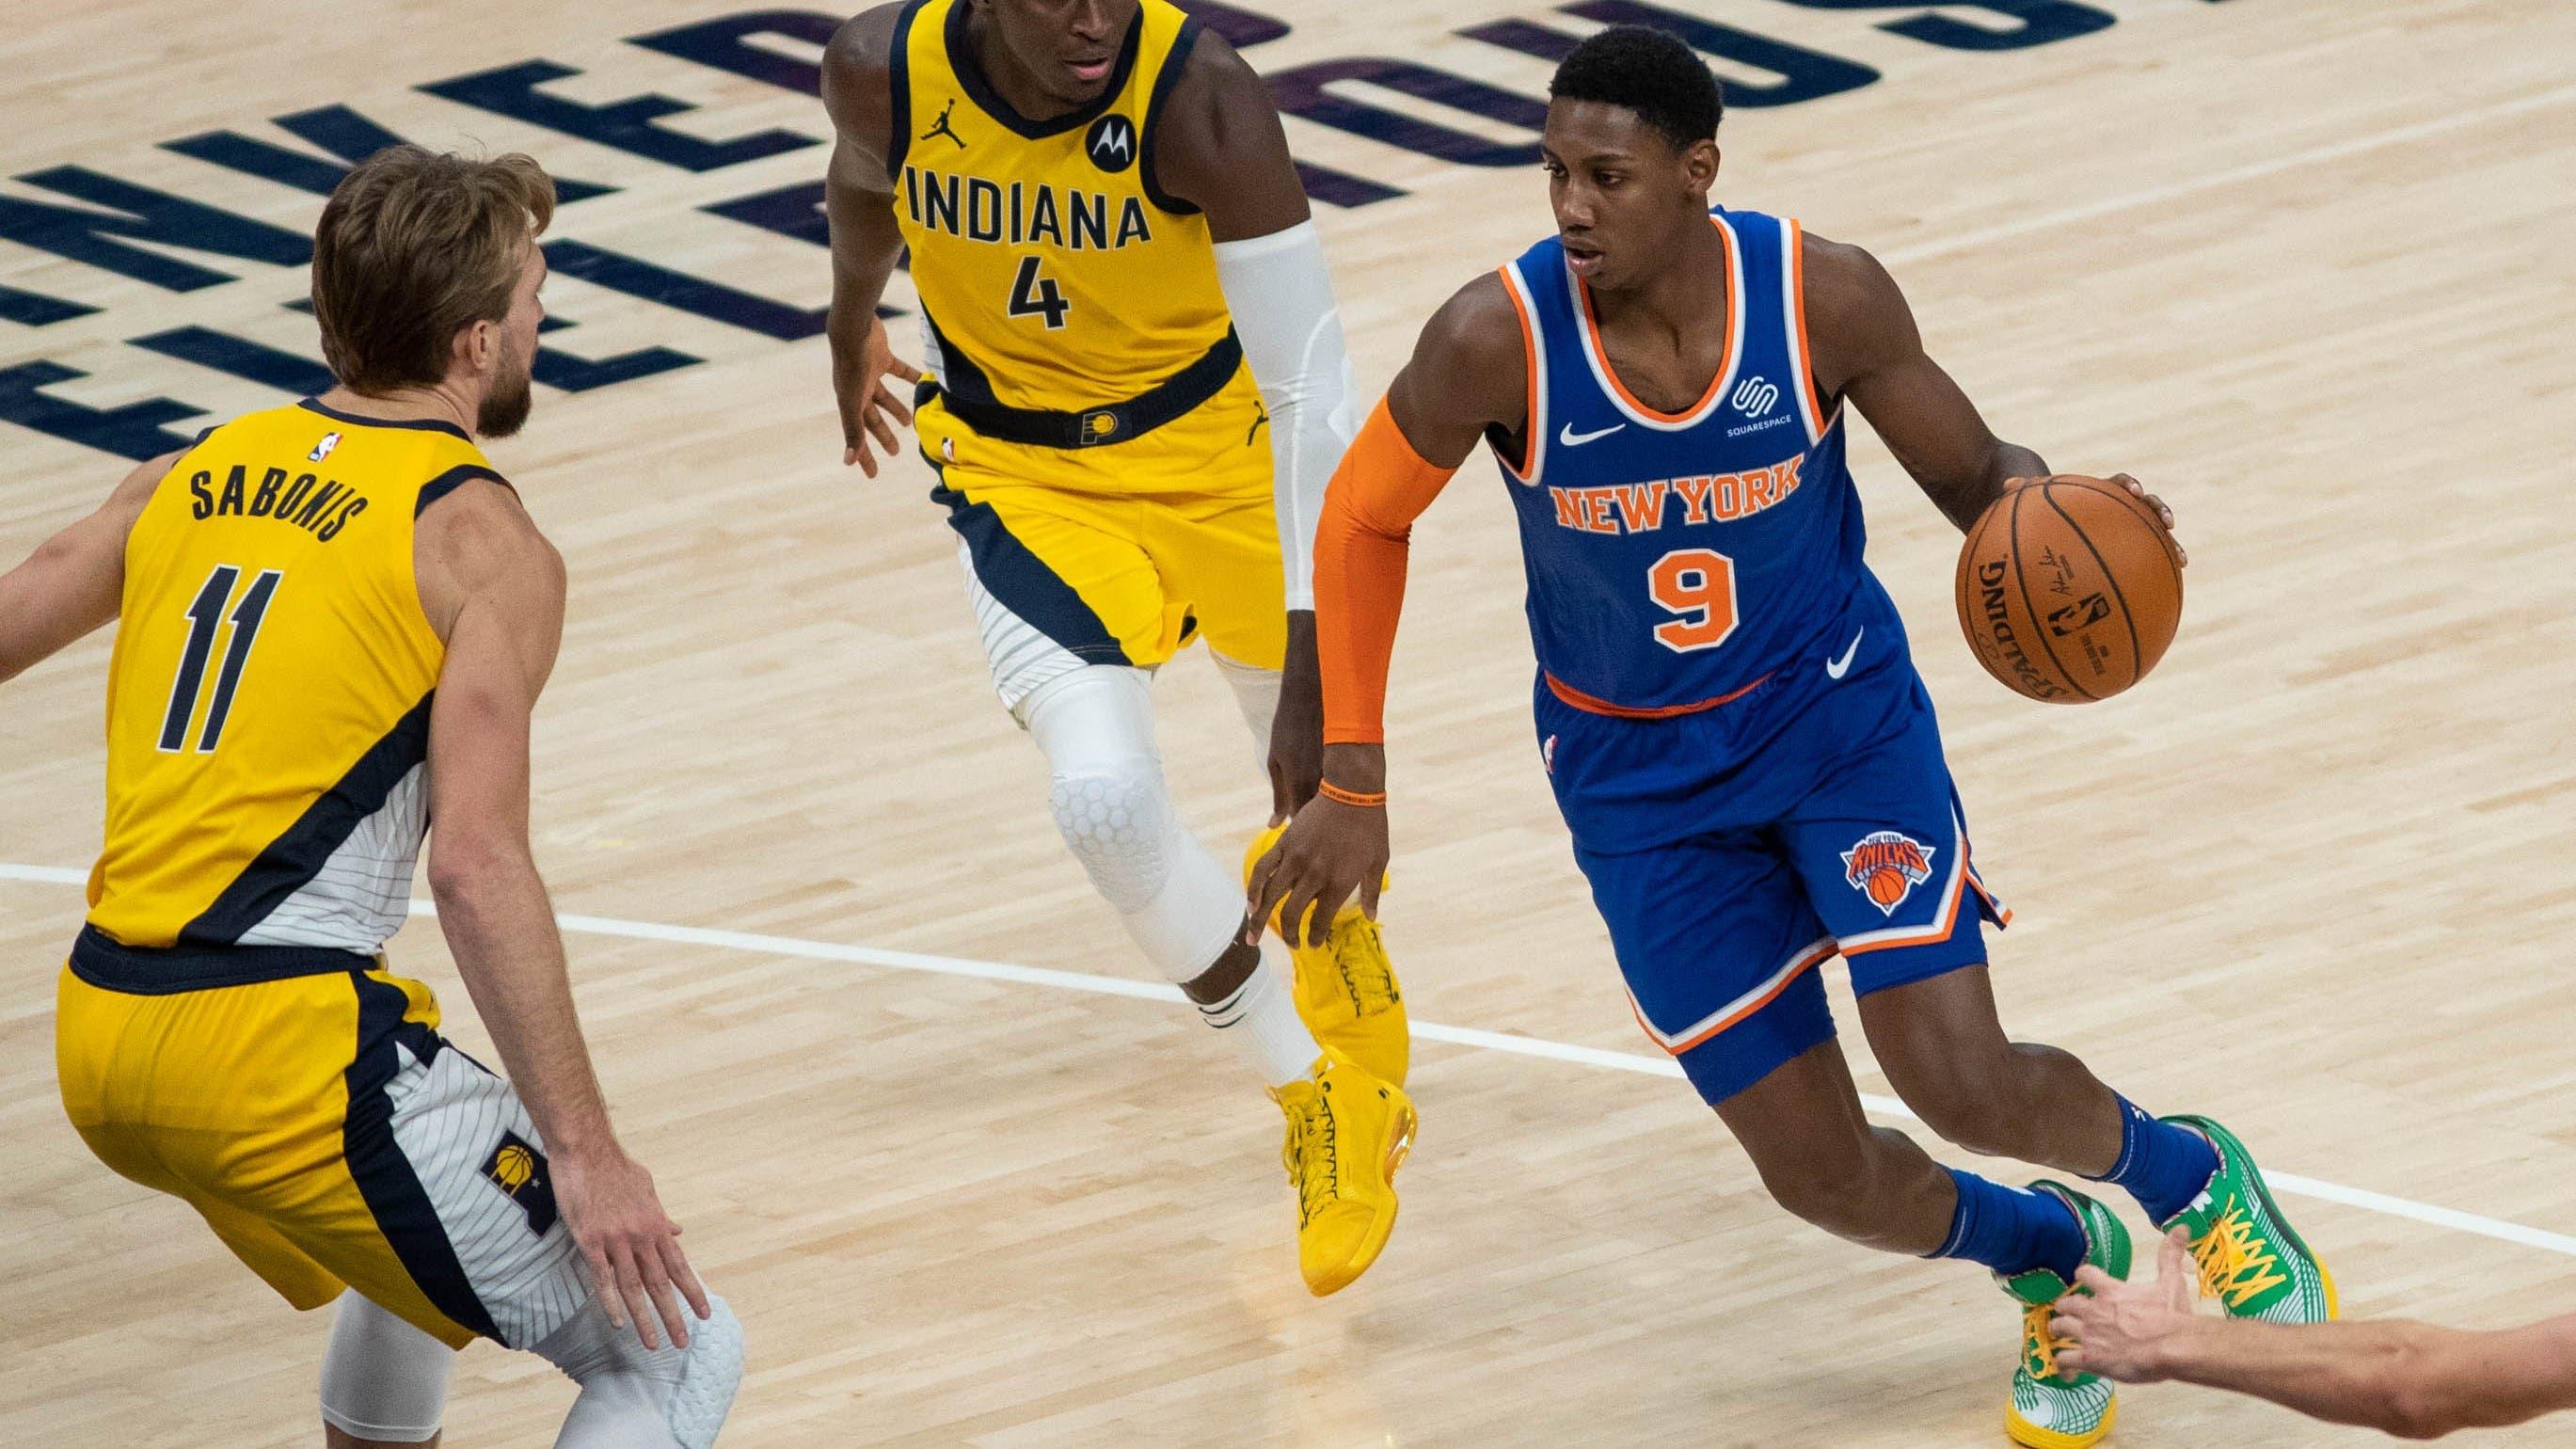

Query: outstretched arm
[0,454,171,684]
[416,482,708,1353]
[1155,27,1352,820]
[1245,273,1525,944]
[2055,1228,2576,1438]
[820,2,921,475]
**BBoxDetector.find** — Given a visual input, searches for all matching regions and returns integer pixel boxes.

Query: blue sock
[2089,1097,2219,1226]
[1929,1168,2087,1282]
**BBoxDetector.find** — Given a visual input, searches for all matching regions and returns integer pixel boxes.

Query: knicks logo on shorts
[482,1131,560,1236]
[1842,831,1935,916]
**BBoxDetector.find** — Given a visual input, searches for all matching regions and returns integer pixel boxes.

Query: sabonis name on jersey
[186,462,371,542]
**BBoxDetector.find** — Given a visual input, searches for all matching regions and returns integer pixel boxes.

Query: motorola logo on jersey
[1730,375,1780,417]
[1086,114,1137,174]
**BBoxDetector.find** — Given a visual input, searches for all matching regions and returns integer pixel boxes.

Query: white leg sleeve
[1022,665,1245,982]
[319,1292,453,1445]
[1210,650,1281,772]
[535,1293,744,1449]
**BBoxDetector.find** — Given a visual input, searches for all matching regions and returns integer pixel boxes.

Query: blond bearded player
[819,0,1414,1295]
[0,148,740,1447]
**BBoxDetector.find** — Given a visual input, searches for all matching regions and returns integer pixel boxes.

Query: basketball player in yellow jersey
[0,147,742,1447]
[819,0,1414,1297]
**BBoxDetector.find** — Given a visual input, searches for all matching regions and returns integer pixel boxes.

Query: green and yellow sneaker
[1999,1183,2131,1449]
[2159,1115,2338,1324]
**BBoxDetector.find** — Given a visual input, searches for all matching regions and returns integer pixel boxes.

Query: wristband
[1317,781,1387,808]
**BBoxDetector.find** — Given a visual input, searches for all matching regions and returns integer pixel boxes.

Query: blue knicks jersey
[1496,207,1866,712]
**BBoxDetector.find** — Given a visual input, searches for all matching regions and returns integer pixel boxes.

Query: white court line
[9,860,2576,1259]
[1878,81,2576,269]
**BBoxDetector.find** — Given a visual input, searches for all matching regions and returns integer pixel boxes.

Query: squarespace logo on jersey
[0,0,2159,461]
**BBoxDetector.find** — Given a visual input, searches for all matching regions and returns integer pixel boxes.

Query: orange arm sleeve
[1315,396,1463,745]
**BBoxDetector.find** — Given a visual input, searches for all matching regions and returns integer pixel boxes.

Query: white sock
[1198,940,1319,1087]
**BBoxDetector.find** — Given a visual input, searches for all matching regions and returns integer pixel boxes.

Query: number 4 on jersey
[159,564,282,754]
[1007,255,1072,329]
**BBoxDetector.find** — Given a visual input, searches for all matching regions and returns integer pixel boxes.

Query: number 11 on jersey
[158,564,282,755]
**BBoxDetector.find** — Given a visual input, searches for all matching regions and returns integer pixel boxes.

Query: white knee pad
[1024,666,1244,980]
[1048,758,1173,912]
[319,1291,453,1445]
[535,1293,743,1449]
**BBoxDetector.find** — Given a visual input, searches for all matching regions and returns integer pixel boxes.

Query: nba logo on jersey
[308,431,341,462]
[1842,831,1935,915]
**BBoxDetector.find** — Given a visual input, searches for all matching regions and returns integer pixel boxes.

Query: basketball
[1954,476,2184,703]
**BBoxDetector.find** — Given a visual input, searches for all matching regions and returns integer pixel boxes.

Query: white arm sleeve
[1214,220,1358,611]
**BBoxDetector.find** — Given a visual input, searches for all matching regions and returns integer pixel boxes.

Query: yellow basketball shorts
[920,383,1285,711]
[55,962,586,1350]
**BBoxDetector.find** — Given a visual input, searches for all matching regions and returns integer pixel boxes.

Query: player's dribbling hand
[1247,789,1389,948]
[2107,472,2186,567]
[830,311,921,476]
[2050,1227,2202,1383]
[553,1142,711,1352]
[2011,473,2186,568]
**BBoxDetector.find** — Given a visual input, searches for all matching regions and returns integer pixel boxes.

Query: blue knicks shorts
[1537,585,2008,1106]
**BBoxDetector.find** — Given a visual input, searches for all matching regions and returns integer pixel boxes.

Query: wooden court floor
[7,0,2576,1442]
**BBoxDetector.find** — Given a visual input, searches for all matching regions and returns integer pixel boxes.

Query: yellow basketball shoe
[1273,1049,1416,1297]
[1245,823,1410,1086]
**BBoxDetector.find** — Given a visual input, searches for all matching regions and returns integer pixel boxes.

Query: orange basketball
[1866,868,1908,907]
[1954,476,2184,703]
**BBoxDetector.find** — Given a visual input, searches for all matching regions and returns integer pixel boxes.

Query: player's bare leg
[1711,1039,2130,1446]
[1857,967,2124,1178]
[1862,967,2337,1329]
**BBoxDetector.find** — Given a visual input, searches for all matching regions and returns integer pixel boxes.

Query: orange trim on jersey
[1573,215,1739,425]
[1838,866,1970,957]
[1545,670,1772,720]
[1966,865,2013,927]
[1498,264,1540,478]
[1786,218,1832,438]
[1639,938,1839,1056]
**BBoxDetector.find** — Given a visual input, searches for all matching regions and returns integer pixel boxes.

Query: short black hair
[1548,25,1723,152]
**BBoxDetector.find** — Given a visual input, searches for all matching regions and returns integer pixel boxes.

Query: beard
[476,336,534,438]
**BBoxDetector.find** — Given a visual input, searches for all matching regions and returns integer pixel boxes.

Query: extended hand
[2052,1227,2203,1382]
[553,1143,711,1352]
[1246,794,1388,948]
[831,312,921,476]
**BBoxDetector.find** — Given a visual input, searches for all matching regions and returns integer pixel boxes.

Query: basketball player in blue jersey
[819,0,1413,1297]
[1251,26,2334,1445]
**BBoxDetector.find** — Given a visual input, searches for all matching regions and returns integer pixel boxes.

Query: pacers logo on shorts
[482,1131,560,1236]
[1842,831,1935,916]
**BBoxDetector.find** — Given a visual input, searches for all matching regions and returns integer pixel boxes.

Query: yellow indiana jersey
[87,400,495,956]
[890,0,1270,498]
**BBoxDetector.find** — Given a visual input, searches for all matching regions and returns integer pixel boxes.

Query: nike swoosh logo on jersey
[1558,422,1626,447]
[1826,628,1864,679]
